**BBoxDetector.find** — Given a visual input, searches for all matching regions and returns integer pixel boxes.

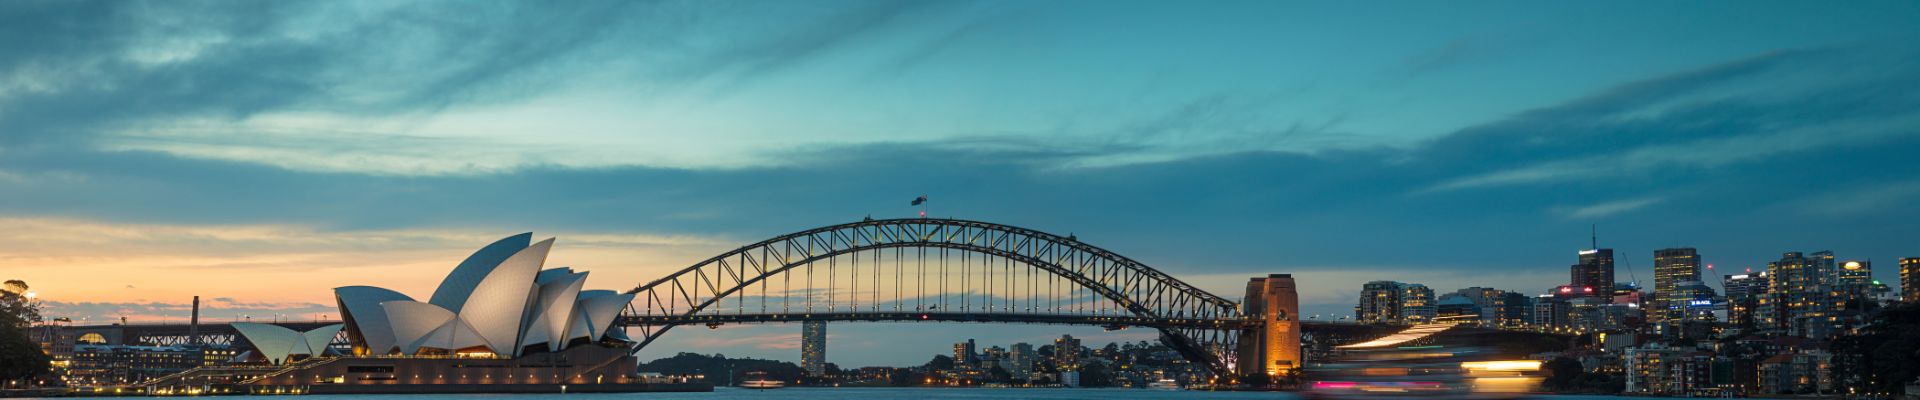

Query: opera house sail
[323,233,636,358]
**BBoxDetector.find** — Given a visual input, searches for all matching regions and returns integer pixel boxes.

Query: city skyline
[6,0,1920,368]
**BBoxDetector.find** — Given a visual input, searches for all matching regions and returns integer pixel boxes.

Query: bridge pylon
[1236,274,1301,380]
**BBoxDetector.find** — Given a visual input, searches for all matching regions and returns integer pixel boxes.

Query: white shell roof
[333,286,413,355]
[428,232,532,313]
[232,322,344,365]
[333,234,631,358]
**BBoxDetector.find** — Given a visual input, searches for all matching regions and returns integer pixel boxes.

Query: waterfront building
[1903,257,1920,302]
[65,344,206,385]
[801,321,827,377]
[1652,248,1701,323]
[1355,281,1404,324]
[1403,283,1435,324]
[1572,248,1616,302]
[220,233,698,393]
[1353,281,1433,324]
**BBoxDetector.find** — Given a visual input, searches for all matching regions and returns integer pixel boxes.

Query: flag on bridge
[911,195,927,206]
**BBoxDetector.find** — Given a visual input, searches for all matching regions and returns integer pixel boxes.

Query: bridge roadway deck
[618,311,1263,330]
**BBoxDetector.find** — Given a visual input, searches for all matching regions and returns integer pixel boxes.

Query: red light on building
[1560,287,1572,293]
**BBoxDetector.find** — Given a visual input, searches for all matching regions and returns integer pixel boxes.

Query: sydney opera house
[212,233,708,394]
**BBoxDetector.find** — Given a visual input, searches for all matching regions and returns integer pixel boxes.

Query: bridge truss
[620,218,1253,375]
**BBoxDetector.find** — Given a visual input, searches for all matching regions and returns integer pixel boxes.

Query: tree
[1,280,40,327]
[1542,357,1583,392]
[924,354,954,371]
[1832,303,1920,396]
[987,365,1011,383]
[1079,363,1113,387]
[0,286,50,386]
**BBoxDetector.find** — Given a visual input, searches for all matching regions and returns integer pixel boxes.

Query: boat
[739,371,785,389]
[1148,378,1182,390]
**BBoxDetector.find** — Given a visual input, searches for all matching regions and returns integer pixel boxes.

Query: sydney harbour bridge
[614,218,1306,378]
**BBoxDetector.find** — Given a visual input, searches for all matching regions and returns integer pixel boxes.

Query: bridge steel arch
[620,218,1250,375]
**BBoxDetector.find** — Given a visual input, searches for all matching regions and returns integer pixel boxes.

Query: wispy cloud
[1566,197,1665,219]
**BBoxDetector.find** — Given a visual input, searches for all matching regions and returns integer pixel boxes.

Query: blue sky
[3,0,1919,367]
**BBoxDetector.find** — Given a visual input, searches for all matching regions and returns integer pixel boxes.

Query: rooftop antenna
[1590,224,1597,249]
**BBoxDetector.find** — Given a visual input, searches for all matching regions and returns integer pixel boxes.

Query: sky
[3,0,1920,367]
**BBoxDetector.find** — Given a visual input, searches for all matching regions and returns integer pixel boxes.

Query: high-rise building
[1759,251,1839,336]
[800,321,827,377]
[1402,284,1435,324]
[1652,248,1701,322]
[1053,335,1081,372]
[1008,343,1035,380]
[1356,281,1404,324]
[1903,258,1920,302]
[1573,249,1616,302]
[1835,260,1874,308]
[953,339,977,368]
[1722,272,1769,331]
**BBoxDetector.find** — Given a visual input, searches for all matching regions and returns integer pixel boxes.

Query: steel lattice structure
[620,218,1253,375]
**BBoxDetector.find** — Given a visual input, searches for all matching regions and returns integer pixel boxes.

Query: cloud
[1566,197,1665,219]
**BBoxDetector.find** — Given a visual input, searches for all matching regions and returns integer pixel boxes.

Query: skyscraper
[1722,272,1768,332]
[801,321,826,377]
[1572,248,1616,302]
[1652,248,1701,322]
[1903,258,1919,302]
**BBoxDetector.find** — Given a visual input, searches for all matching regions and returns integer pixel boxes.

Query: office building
[1723,272,1769,332]
[1573,249,1616,302]
[801,321,826,377]
[1758,251,1838,336]
[1652,248,1701,322]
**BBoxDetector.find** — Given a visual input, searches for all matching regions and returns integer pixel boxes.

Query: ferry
[1148,378,1182,390]
[739,372,785,389]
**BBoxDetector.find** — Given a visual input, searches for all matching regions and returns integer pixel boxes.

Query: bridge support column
[1236,274,1300,381]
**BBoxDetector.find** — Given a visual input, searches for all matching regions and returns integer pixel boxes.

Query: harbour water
[27,388,1629,399]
